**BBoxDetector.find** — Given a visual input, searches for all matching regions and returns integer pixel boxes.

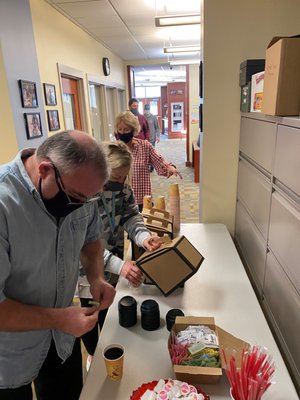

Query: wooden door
[61,76,82,130]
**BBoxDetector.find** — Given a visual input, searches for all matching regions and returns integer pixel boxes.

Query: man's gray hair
[36,130,109,181]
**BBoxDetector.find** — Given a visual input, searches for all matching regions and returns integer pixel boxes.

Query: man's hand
[120,261,144,287]
[56,305,99,337]
[89,279,116,311]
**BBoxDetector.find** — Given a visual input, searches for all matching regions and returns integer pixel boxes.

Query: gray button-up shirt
[0,150,101,388]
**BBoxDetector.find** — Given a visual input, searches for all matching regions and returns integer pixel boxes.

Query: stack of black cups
[165,308,185,331]
[118,296,137,328]
[140,299,160,331]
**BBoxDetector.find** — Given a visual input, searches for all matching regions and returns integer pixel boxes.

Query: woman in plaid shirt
[115,111,182,210]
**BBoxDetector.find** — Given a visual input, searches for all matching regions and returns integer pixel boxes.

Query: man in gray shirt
[143,103,160,148]
[144,104,161,172]
[0,130,116,399]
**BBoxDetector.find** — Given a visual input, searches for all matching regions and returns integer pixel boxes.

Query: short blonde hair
[115,111,139,137]
[101,141,133,170]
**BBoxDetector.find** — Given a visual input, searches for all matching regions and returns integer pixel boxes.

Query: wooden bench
[192,140,200,183]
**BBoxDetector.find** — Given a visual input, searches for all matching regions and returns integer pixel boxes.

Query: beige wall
[30,0,126,135]
[0,45,18,164]
[188,64,200,160]
[201,0,300,235]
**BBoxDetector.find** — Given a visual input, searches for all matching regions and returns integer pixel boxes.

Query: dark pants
[0,338,83,400]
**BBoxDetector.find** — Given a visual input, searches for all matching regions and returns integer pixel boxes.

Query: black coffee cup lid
[140,299,159,312]
[118,296,137,308]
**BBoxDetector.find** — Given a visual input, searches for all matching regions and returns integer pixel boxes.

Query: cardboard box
[239,59,265,86]
[168,316,250,384]
[250,71,264,112]
[262,35,300,116]
[136,236,204,296]
[240,82,251,112]
[142,207,174,239]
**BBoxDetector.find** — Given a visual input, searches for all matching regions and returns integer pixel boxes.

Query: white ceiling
[45,0,201,85]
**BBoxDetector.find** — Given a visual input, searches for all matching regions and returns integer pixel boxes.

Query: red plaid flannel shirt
[131,139,171,205]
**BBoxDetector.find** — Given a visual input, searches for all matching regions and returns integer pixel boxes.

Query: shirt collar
[15,148,37,194]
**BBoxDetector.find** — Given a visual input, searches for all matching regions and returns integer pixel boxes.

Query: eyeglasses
[50,160,101,205]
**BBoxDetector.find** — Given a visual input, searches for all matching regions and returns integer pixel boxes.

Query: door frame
[87,74,125,140]
[57,63,88,132]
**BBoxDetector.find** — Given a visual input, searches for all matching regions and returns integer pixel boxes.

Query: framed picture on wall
[24,112,43,139]
[19,80,38,108]
[43,83,57,106]
[47,110,60,131]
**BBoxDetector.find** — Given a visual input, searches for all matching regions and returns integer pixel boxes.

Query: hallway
[150,136,200,223]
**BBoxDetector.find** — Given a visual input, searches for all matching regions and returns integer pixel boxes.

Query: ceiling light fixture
[155,14,200,27]
[169,59,200,65]
[164,45,200,53]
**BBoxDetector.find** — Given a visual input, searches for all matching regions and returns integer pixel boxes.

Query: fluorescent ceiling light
[170,59,200,65]
[164,45,200,53]
[155,14,200,27]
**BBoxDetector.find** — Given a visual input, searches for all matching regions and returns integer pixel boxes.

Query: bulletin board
[171,102,184,132]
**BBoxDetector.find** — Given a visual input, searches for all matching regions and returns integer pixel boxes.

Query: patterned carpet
[150,135,199,223]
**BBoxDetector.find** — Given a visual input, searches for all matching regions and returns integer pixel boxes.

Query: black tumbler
[118,296,137,328]
[140,299,160,331]
[165,308,185,331]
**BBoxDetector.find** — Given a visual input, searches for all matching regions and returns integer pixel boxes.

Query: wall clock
[102,57,110,76]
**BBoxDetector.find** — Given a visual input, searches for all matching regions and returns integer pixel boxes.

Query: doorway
[88,83,106,142]
[61,76,82,130]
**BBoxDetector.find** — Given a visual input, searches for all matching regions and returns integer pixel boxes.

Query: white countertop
[80,223,298,399]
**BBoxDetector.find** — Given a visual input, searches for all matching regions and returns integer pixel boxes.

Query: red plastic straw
[222,346,275,400]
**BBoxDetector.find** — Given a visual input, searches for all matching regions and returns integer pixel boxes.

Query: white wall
[201,0,300,234]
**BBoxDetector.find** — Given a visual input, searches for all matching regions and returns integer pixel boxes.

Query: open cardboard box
[262,34,300,116]
[136,236,204,296]
[168,316,250,384]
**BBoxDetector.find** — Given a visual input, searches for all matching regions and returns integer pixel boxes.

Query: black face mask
[39,178,83,218]
[104,180,124,192]
[117,131,134,144]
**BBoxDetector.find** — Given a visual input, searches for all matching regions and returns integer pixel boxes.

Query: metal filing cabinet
[235,114,300,393]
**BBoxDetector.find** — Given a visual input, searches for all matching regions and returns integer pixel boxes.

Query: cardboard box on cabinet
[136,236,204,296]
[168,316,250,384]
[262,35,300,116]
